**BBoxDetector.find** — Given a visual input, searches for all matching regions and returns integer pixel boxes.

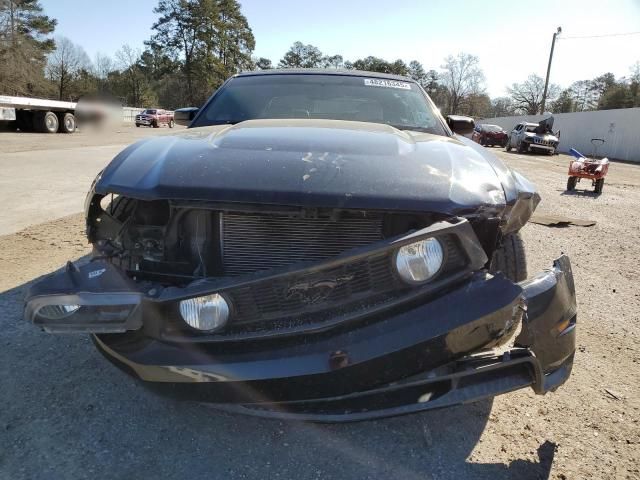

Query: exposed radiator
[222,212,384,275]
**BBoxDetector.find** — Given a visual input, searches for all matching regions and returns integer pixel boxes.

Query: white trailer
[0,95,78,133]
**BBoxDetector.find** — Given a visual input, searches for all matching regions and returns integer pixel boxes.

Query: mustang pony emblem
[285,274,354,304]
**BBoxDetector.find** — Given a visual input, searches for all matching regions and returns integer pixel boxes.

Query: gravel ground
[0,143,638,479]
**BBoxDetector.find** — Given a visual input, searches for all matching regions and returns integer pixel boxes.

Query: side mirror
[174,107,199,126]
[446,115,475,135]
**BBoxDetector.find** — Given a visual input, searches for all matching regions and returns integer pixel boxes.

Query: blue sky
[40,0,640,97]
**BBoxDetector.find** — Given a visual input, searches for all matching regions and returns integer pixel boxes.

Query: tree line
[1,0,639,116]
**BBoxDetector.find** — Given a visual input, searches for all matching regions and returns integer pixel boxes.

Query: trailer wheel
[595,178,604,194]
[490,232,527,282]
[34,111,59,133]
[567,176,577,191]
[169,119,175,128]
[58,113,76,133]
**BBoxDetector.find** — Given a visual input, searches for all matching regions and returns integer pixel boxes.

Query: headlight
[395,238,444,284]
[35,304,80,320]
[179,293,230,332]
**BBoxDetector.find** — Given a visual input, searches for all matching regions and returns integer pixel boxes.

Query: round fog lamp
[179,294,230,332]
[395,238,444,284]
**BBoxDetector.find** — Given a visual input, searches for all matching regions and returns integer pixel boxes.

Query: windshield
[191,74,446,135]
[525,125,538,133]
[143,109,157,114]
[483,124,502,132]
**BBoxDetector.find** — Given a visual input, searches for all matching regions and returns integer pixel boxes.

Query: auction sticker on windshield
[364,78,412,90]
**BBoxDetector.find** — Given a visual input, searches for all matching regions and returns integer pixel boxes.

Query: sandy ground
[0,132,639,479]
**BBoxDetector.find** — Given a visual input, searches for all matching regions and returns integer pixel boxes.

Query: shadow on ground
[1,267,555,480]
[559,188,601,198]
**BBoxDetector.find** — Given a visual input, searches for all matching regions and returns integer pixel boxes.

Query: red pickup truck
[135,109,174,128]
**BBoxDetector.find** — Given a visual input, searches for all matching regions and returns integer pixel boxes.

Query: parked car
[506,119,559,155]
[471,123,508,147]
[25,70,576,422]
[135,108,174,128]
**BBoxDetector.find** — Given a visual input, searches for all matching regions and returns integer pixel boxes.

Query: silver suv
[506,118,559,155]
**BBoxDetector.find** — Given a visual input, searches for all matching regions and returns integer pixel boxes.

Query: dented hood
[96,119,524,215]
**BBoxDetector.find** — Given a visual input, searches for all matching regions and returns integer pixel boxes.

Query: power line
[559,31,640,40]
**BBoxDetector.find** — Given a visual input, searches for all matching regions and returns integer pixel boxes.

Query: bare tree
[116,44,146,106]
[507,73,559,114]
[46,36,90,100]
[440,53,485,114]
[93,52,114,80]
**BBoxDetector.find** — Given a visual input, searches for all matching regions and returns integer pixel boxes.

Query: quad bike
[566,138,610,194]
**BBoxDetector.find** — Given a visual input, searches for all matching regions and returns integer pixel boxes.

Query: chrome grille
[222,212,384,275]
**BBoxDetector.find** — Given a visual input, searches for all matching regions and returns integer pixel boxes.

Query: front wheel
[490,233,527,282]
[152,120,159,128]
[505,137,512,152]
[567,176,577,191]
[169,119,175,128]
[595,178,604,194]
[517,141,527,153]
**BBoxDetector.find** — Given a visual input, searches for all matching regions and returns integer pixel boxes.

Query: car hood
[525,132,558,141]
[96,119,522,216]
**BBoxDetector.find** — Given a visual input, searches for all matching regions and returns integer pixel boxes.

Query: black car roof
[235,68,415,83]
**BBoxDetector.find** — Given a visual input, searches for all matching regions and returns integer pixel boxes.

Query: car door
[472,125,481,143]
[509,124,521,147]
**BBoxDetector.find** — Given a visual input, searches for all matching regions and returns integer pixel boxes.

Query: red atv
[566,139,610,194]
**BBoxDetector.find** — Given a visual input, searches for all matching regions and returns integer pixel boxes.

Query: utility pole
[541,26,562,114]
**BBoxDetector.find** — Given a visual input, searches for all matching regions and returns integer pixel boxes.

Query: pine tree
[0,0,57,95]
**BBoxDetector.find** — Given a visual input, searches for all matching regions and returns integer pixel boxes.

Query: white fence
[479,108,640,162]
[122,107,142,123]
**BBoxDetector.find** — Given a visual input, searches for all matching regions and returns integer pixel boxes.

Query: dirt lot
[0,133,638,479]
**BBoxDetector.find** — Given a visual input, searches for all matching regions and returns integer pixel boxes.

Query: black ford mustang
[25,70,577,421]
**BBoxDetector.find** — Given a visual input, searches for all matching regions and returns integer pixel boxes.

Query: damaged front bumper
[24,246,577,421]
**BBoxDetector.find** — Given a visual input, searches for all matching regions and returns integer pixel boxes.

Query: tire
[169,119,175,128]
[595,178,604,194]
[34,111,59,133]
[135,123,140,127]
[153,120,159,128]
[567,176,577,191]
[58,113,75,133]
[505,136,512,152]
[517,140,527,153]
[490,233,527,282]
[480,137,486,146]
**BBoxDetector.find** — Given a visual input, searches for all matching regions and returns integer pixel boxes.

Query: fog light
[179,294,229,332]
[35,304,80,320]
[395,238,444,284]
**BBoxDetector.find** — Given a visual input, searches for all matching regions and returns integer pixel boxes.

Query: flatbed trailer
[0,95,78,133]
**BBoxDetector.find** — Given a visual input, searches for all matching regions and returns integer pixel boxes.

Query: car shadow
[1,266,555,480]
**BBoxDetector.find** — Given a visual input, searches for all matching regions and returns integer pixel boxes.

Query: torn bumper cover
[24,249,577,421]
